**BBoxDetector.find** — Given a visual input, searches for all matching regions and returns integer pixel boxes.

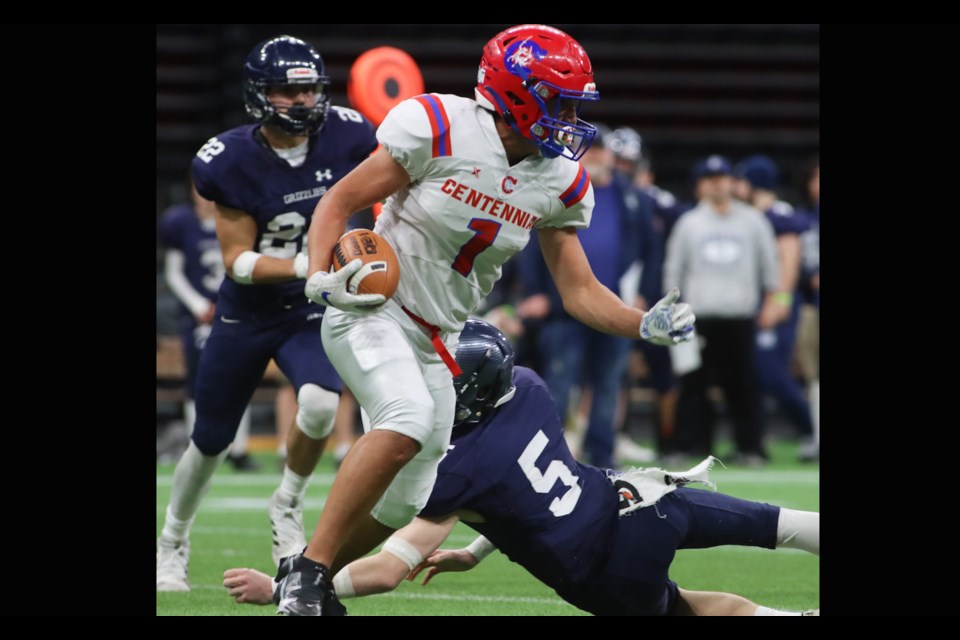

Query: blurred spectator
[518,126,653,468]
[608,127,686,454]
[664,155,780,465]
[796,159,820,453]
[158,177,259,471]
[735,155,818,462]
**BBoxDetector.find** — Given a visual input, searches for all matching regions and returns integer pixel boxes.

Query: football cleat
[156,537,190,592]
[275,553,346,616]
[269,489,307,568]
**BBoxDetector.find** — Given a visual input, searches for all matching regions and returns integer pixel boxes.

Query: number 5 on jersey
[452,218,501,277]
[518,430,582,517]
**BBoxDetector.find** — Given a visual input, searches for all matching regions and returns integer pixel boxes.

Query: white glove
[639,287,696,346]
[304,259,386,312]
[293,253,309,280]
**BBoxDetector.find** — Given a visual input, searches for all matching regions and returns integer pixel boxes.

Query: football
[331,229,400,299]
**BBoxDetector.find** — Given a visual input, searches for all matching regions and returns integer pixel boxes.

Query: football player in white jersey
[277,25,697,616]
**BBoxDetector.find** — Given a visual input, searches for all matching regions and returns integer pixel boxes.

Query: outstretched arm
[332,514,459,598]
[222,514,459,605]
[537,227,695,345]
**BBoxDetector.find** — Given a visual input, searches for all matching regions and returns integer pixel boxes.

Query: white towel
[609,456,719,516]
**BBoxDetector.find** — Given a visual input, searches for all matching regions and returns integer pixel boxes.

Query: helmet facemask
[244,76,331,137]
[524,80,599,161]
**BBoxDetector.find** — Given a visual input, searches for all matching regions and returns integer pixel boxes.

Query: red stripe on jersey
[559,163,590,208]
[413,94,452,158]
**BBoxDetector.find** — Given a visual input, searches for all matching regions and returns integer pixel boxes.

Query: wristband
[232,250,261,284]
[773,292,793,307]
[465,536,495,562]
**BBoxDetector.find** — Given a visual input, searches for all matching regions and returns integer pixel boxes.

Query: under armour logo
[316,169,333,182]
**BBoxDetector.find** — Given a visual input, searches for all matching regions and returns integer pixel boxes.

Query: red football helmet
[475,24,600,161]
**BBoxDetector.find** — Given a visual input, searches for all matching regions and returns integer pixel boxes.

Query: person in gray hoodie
[664,155,781,466]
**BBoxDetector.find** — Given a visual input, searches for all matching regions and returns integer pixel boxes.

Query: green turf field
[156,440,819,616]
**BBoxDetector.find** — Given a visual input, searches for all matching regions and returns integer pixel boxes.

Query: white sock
[184,400,196,437]
[276,466,309,505]
[161,441,228,542]
[229,406,252,456]
[277,443,288,458]
[755,606,801,616]
[810,379,820,446]
[777,508,820,555]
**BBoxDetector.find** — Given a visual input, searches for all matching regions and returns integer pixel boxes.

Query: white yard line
[189,583,572,606]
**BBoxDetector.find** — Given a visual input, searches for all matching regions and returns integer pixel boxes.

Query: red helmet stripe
[559,163,590,208]
[414,94,452,158]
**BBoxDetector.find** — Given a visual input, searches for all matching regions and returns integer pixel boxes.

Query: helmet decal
[504,39,547,79]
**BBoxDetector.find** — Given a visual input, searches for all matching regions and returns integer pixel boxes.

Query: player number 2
[331,106,364,123]
[260,211,307,259]
[517,430,582,517]
[452,218,501,277]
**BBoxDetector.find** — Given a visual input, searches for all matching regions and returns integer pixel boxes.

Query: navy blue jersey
[158,203,222,310]
[421,366,619,590]
[799,203,820,306]
[191,107,377,314]
[764,200,811,237]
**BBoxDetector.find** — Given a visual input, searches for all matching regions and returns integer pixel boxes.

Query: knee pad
[295,384,339,440]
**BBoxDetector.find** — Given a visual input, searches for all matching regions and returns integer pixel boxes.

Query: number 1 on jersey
[452,218,501,277]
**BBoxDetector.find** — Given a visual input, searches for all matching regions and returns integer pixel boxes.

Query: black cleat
[275,553,346,616]
[227,453,261,472]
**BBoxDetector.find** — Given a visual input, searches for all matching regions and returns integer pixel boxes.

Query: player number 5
[517,430,582,517]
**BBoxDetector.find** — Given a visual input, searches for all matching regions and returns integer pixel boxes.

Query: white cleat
[269,489,306,568]
[615,434,657,465]
[156,537,190,592]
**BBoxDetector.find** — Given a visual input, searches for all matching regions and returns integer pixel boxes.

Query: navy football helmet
[243,36,331,136]
[453,319,516,428]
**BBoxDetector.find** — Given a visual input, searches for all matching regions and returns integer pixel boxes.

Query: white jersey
[375,93,594,334]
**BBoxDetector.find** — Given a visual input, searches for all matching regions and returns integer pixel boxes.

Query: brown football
[330,229,400,299]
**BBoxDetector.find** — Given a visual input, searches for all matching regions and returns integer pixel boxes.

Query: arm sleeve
[376,98,436,182]
[164,249,212,317]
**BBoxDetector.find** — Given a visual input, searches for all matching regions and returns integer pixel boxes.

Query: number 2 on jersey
[452,218,501,277]
[518,430,582,517]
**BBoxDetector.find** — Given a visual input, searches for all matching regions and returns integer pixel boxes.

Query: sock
[277,443,288,458]
[777,508,820,555]
[755,606,801,616]
[161,441,228,542]
[230,406,252,457]
[276,466,310,505]
[184,400,196,437]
